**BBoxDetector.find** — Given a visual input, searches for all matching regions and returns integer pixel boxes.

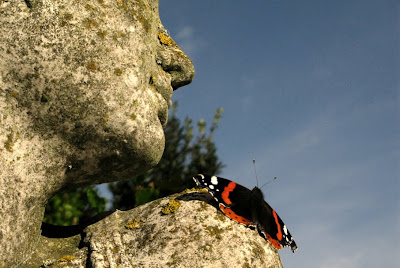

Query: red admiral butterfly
[193,174,298,252]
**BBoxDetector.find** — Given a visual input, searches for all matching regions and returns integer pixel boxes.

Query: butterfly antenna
[253,158,259,187]
[260,177,277,189]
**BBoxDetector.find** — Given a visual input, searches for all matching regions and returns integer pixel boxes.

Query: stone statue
[0,1,283,267]
[0,0,193,265]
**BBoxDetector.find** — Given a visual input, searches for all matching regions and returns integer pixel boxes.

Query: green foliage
[135,187,160,206]
[43,186,106,226]
[109,102,224,210]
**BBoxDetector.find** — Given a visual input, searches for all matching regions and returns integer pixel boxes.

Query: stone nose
[156,32,195,90]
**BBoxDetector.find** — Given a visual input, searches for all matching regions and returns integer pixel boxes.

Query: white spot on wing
[211,176,218,185]
[283,225,288,235]
[209,185,214,190]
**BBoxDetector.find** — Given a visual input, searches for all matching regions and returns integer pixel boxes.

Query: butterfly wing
[193,174,256,227]
[256,199,298,252]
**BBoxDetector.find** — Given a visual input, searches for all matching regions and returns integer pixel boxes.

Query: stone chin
[64,111,166,187]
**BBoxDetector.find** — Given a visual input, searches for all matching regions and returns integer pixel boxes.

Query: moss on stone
[166,251,181,267]
[205,225,224,240]
[197,201,209,212]
[130,113,137,120]
[86,61,98,72]
[114,68,123,76]
[161,199,181,215]
[11,90,18,98]
[136,12,152,33]
[125,218,140,229]
[97,29,108,39]
[112,31,127,41]
[60,12,73,27]
[251,241,266,264]
[64,13,73,21]
[4,131,18,152]
[242,262,251,268]
[82,18,99,29]
[193,233,201,241]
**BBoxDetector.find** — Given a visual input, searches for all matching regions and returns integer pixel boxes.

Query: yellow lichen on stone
[158,32,175,46]
[161,199,181,215]
[59,255,75,262]
[125,218,140,229]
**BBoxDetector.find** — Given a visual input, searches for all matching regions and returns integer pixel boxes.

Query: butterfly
[193,174,298,252]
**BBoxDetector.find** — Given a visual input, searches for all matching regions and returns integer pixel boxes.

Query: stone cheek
[0,0,166,186]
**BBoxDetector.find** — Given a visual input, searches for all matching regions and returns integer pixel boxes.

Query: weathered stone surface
[27,192,283,268]
[0,1,283,267]
[0,0,193,266]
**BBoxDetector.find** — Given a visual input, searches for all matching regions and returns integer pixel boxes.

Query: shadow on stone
[41,210,115,239]
[176,191,220,208]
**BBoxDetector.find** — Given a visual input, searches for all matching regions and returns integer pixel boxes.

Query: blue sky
[158,1,399,267]
[101,1,398,267]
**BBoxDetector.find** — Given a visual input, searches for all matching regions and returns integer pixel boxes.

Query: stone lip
[29,191,283,268]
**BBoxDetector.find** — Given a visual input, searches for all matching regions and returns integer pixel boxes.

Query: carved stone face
[0,0,194,186]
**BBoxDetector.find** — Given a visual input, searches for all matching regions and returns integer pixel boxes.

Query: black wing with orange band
[193,174,256,226]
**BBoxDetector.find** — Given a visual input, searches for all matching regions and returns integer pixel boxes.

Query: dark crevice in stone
[24,0,32,8]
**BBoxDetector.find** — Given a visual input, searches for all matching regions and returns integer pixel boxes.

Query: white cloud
[176,26,194,40]
[174,26,205,57]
